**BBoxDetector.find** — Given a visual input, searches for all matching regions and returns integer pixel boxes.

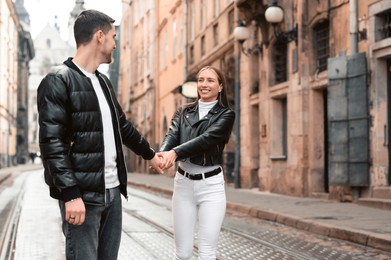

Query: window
[46,39,51,48]
[201,0,207,30]
[377,10,391,41]
[228,9,234,35]
[214,0,219,18]
[213,23,219,46]
[272,97,287,158]
[201,35,206,56]
[179,14,185,54]
[134,50,139,82]
[172,19,177,59]
[313,21,329,72]
[159,27,168,70]
[189,45,194,65]
[190,0,195,40]
[273,41,288,84]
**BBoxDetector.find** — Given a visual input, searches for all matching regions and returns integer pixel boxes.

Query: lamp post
[231,23,251,189]
[265,0,298,44]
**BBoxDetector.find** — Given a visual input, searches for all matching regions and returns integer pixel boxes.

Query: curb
[227,202,391,252]
[128,181,391,252]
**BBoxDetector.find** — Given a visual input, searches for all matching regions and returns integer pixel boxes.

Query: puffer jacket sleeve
[109,86,155,160]
[37,73,81,202]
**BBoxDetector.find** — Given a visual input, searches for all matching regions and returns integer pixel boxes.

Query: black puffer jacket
[160,102,235,166]
[37,58,155,205]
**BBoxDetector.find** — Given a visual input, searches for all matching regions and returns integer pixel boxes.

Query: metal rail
[0,178,25,260]
[126,190,319,260]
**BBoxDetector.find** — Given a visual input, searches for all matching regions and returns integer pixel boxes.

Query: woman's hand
[157,150,178,170]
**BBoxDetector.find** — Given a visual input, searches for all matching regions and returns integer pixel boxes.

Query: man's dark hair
[74,9,115,47]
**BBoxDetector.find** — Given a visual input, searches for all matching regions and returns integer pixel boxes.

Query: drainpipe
[184,0,188,80]
[233,6,241,189]
[350,0,358,55]
[349,0,360,201]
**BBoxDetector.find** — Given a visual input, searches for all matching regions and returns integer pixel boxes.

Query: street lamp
[233,21,263,56]
[231,24,246,189]
[179,81,198,99]
[265,0,298,44]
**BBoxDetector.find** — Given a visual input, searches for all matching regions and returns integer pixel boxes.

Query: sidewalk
[127,172,391,253]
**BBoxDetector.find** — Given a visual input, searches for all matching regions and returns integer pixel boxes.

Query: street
[0,168,390,259]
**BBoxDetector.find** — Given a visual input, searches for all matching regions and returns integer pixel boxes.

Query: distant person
[37,9,164,260]
[29,152,36,163]
[158,66,235,259]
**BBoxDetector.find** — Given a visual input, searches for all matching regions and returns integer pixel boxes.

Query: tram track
[126,187,391,259]
[0,176,25,260]
[126,189,319,260]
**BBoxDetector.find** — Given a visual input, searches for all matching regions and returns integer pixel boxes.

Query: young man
[37,10,164,259]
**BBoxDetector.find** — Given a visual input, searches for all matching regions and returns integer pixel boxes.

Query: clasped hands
[149,150,177,174]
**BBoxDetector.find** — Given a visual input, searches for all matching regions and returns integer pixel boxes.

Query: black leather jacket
[160,102,235,166]
[37,58,155,205]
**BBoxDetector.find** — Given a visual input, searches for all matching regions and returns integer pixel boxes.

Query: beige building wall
[119,0,157,173]
[0,0,20,167]
[367,0,391,199]
[155,0,187,167]
[185,0,237,180]
[119,0,390,202]
[236,0,390,201]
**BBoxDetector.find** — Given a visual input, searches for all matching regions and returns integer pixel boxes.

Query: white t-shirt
[76,65,120,189]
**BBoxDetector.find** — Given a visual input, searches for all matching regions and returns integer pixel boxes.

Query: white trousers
[172,170,226,260]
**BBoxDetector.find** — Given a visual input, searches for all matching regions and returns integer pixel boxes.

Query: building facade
[118,0,390,205]
[27,1,83,157]
[0,0,34,167]
[234,0,390,205]
[14,0,35,164]
[119,0,237,175]
[120,0,157,173]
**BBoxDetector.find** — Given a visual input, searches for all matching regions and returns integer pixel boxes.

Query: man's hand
[149,154,164,174]
[65,198,86,225]
[157,150,177,170]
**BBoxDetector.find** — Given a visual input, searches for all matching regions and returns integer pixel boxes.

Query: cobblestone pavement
[3,167,391,259]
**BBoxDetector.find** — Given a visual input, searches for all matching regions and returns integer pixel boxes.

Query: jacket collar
[186,102,223,126]
[64,57,103,78]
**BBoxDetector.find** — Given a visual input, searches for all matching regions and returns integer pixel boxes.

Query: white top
[178,100,221,175]
[76,65,120,189]
[198,100,218,119]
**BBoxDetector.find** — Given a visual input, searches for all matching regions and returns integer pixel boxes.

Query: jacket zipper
[203,113,214,166]
[88,77,108,205]
[100,76,129,201]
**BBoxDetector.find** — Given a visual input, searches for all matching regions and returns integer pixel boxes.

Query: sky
[24,0,123,41]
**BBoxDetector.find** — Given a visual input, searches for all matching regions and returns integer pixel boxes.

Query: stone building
[118,0,390,206]
[0,0,34,167]
[234,0,390,206]
[27,1,83,157]
[14,0,35,164]
[119,0,237,175]
[120,1,158,173]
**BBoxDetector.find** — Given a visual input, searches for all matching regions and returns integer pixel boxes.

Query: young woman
[159,66,235,259]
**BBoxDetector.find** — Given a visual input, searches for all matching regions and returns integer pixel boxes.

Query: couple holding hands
[37,9,234,260]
